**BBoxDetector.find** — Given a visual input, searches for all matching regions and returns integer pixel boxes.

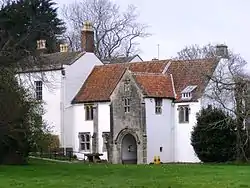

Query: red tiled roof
[72,64,126,103]
[129,60,169,73]
[73,59,218,103]
[72,61,169,103]
[133,73,175,98]
[167,59,218,101]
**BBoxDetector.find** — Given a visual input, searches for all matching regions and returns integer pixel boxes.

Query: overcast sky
[55,0,250,70]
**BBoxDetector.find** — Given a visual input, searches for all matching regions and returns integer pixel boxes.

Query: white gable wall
[130,55,143,62]
[17,70,62,138]
[145,98,175,163]
[62,52,103,148]
[201,58,235,111]
[64,52,103,107]
[174,101,201,163]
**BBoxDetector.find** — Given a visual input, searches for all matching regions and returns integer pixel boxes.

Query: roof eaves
[67,52,86,65]
[108,67,129,97]
[72,99,111,104]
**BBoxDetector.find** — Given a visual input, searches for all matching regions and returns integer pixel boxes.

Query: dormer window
[182,92,191,99]
[181,85,197,100]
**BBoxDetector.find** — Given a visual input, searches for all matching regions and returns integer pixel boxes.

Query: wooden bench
[84,153,103,163]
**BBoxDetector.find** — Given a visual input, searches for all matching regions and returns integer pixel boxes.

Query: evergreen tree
[191,106,237,163]
[0,0,65,60]
[0,0,64,164]
[0,68,45,164]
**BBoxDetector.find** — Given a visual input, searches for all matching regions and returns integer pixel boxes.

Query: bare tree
[61,0,150,59]
[176,44,250,161]
[176,43,216,60]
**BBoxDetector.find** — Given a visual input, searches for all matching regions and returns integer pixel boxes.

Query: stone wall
[110,71,147,164]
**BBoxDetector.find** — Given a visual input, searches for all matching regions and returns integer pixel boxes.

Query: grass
[1,159,250,188]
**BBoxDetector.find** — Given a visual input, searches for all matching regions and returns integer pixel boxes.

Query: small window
[179,105,189,123]
[182,92,191,99]
[155,98,162,114]
[102,132,110,152]
[85,104,94,120]
[124,81,130,94]
[124,98,130,113]
[35,81,43,100]
[79,132,91,152]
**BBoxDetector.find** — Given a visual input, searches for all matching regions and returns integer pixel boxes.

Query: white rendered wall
[64,52,103,107]
[71,102,110,160]
[174,101,201,163]
[145,98,175,164]
[62,52,102,150]
[97,102,110,160]
[17,70,62,138]
[63,106,74,148]
[130,55,143,62]
[201,58,235,112]
[72,104,93,159]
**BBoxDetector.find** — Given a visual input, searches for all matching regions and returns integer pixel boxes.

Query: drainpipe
[171,102,176,162]
[61,68,66,155]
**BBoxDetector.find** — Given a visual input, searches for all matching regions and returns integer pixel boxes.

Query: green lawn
[0,159,250,188]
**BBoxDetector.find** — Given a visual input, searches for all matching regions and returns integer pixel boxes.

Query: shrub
[35,133,60,153]
[191,106,237,163]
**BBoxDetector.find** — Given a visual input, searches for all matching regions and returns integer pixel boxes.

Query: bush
[34,133,60,153]
[191,106,237,163]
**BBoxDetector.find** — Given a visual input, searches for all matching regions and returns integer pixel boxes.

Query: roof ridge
[171,58,218,63]
[131,72,165,76]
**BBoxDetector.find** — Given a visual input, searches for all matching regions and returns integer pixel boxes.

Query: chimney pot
[37,39,46,50]
[60,44,68,52]
[81,21,95,53]
[216,44,229,59]
[82,21,93,32]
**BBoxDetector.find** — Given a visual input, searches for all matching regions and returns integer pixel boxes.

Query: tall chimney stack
[81,21,94,53]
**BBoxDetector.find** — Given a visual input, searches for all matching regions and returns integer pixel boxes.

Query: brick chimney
[81,21,94,53]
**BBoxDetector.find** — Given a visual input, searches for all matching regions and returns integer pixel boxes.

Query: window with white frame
[181,85,197,100]
[85,104,94,120]
[178,105,190,123]
[124,98,130,113]
[79,132,91,151]
[35,81,43,100]
[155,98,162,114]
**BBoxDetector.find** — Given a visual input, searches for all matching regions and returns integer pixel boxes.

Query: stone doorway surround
[112,128,146,164]
[121,133,137,164]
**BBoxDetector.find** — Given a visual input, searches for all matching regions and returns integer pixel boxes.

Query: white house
[17,22,103,145]
[17,21,144,149]
[16,20,232,164]
[67,46,230,164]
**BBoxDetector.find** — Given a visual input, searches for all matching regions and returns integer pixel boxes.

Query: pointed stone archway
[113,128,141,164]
[121,134,137,164]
